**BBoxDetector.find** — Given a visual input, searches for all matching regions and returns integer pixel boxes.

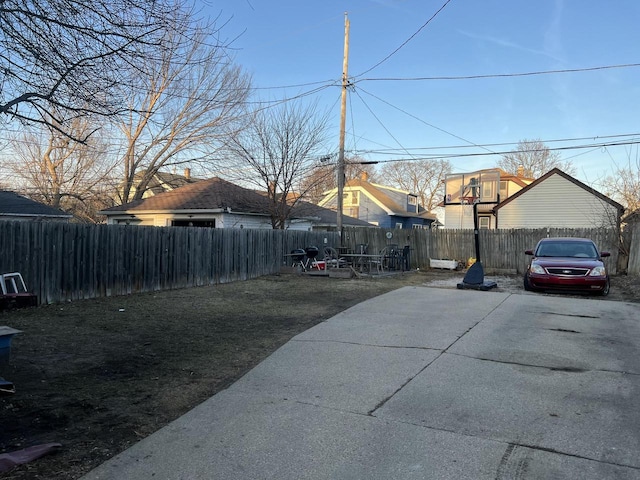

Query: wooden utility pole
[336,13,350,242]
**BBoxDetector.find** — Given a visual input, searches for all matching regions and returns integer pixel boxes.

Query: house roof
[495,170,533,188]
[146,171,201,195]
[494,168,625,213]
[291,201,373,227]
[345,179,406,215]
[101,177,373,227]
[0,191,73,219]
[104,177,272,213]
[327,178,436,221]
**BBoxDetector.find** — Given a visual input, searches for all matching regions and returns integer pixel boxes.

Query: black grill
[546,268,589,276]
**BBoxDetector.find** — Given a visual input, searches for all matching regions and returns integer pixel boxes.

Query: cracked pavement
[82,287,640,480]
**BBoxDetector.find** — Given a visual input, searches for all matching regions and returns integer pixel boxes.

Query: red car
[524,237,610,296]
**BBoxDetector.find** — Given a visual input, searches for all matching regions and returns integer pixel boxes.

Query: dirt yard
[1,270,639,479]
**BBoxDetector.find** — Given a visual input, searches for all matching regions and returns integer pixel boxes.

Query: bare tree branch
[599,152,640,213]
[0,0,186,133]
[379,159,451,212]
[497,138,575,178]
[115,18,252,203]
[223,101,330,229]
[7,111,117,222]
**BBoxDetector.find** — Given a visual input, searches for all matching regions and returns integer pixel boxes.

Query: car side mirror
[525,249,534,255]
[600,251,611,258]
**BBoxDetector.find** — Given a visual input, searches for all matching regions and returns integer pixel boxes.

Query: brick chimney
[184,168,191,180]
[360,171,369,182]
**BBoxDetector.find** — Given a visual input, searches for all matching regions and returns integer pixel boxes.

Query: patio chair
[323,247,346,269]
[369,247,388,274]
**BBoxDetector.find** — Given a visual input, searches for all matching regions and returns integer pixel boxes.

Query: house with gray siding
[318,174,437,229]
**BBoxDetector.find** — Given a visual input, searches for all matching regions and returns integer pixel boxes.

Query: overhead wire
[355,0,454,78]
[5,1,640,187]
[357,63,640,82]
[339,138,640,166]
[356,86,498,156]
[352,87,422,163]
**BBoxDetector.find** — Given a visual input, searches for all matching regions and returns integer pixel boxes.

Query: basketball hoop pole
[462,180,481,263]
[473,201,481,263]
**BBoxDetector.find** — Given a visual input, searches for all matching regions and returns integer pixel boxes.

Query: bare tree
[498,139,575,178]
[0,0,184,134]
[379,159,451,212]
[8,113,117,222]
[116,20,252,203]
[600,156,640,213]
[224,101,330,229]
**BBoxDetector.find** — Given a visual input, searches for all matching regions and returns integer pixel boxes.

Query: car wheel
[597,278,610,296]
[523,274,532,291]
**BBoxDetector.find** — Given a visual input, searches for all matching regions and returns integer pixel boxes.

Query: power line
[357,62,640,82]
[346,139,640,165]
[356,86,498,156]
[350,132,640,155]
[252,79,338,90]
[355,0,454,78]
[353,88,417,162]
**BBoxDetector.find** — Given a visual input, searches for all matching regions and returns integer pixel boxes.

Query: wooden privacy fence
[0,221,633,305]
[342,227,624,276]
[627,223,640,275]
[0,221,338,305]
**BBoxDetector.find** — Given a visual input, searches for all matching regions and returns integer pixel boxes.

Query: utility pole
[336,13,350,243]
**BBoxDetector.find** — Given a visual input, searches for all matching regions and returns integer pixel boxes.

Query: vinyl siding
[497,174,619,229]
[108,213,289,229]
[443,205,478,229]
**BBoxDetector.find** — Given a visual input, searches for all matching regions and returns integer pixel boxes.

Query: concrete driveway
[82,287,640,479]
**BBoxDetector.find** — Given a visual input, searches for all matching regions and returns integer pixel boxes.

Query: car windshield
[536,241,598,258]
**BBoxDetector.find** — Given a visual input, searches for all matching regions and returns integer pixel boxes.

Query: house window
[481,181,494,202]
[343,206,359,218]
[499,181,508,201]
[343,191,359,206]
[395,222,403,229]
[478,216,491,230]
[407,195,417,206]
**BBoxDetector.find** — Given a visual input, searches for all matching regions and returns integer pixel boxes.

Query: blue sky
[206,0,640,185]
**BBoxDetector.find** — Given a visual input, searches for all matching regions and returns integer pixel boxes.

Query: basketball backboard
[444,169,500,205]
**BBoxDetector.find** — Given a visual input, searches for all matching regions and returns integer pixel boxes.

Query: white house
[494,168,624,229]
[100,177,372,231]
[443,169,532,229]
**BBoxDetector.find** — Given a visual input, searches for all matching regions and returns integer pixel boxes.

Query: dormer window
[500,181,508,201]
[343,191,359,206]
[407,195,417,206]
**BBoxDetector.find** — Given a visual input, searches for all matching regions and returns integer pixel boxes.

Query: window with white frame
[481,181,494,201]
[395,222,403,229]
[478,216,491,229]
[343,191,359,206]
[499,181,508,201]
[407,195,417,206]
